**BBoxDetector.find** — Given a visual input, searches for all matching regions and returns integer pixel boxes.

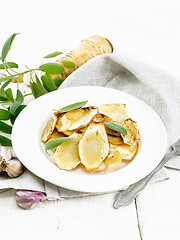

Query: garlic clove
[0,146,12,162]
[16,190,46,209]
[1,157,24,178]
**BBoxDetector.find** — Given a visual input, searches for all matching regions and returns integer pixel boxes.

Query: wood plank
[0,190,141,240]
[136,169,180,240]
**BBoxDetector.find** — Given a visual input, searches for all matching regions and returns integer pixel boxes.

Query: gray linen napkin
[0,54,180,199]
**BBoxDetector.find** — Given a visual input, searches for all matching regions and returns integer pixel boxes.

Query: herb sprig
[0,33,75,146]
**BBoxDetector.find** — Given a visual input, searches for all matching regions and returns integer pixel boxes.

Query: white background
[1,0,180,240]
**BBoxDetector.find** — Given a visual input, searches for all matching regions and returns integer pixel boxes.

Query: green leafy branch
[0,33,75,146]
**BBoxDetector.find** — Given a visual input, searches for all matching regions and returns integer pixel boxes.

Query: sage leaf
[104,122,127,135]
[41,74,57,92]
[1,33,20,62]
[44,51,63,59]
[5,88,14,102]
[53,77,63,87]
[0,62,18,69]
[61,61,75,68]
[0,109,11,120]
[30,81,44,99]
[0,135,12,146]
[39,63,65,74]
[57,100,88,113]
[45,137,74,150]
[9,89,24,115]
[10,105,26,125]
[0,121,12,134]
[0,88,8,101]
[1,79,12,89]
[30,81,37,98]
[35,75,48,94]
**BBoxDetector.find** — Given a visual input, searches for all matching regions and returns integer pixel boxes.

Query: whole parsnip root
[12,35,113,84]
[51,35,113,80]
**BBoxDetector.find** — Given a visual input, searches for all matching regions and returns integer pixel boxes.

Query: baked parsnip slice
[81,161,107,172]
[66,109,85,120]
[79,123,109,169]
[41,114,57,142]
[104,150,122,170]
[99,103,128,124]
[121,118,140,146]
[56,107,98,132]
[110,143,138,161]
[108,135,123,145]
[54,132,82,170]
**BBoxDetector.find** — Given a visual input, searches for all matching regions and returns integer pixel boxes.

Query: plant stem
[0,69,37,82]
[24,93,32,97]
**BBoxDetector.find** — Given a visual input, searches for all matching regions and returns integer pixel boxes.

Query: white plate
[12,86,167,193]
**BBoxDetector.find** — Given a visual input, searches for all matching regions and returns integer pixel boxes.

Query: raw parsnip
[51,35,113,80]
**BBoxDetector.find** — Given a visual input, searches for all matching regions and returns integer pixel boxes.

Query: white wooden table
[1,1,180,239]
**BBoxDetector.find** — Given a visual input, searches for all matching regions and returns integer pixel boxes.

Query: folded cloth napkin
[0,54,180,199]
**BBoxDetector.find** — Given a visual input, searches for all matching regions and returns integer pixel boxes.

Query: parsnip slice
[54,132,82,170]
[121,118,140,146]
[66,109,85,120]
[81,161,107,172]
[99,103,128,124]
[110,143,138,161]
[79,123,109,169]
[56,107,98,132]
[41,114,57,142]
[108,135,123,145]
[104,150,122,170]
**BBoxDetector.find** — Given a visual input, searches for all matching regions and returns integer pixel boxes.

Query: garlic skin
[0,146,12,162]
[16,190,46,209]
[0,158,24,178]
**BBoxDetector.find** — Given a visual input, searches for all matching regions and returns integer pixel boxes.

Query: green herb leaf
[1,79,12,89]
[44,51,63,59]
[41,74,57,92]
[9,90,24,115]
[5,88,14,102]
[53,77,63,87]
[1,33,20,62]
[30,81,37,98]
[30,81,44,99]
[45,137,74,150]
[57,100,88,113]
[0,62,18,69]
[0,135,12,146]
[61,61,75,68]
[0,109,11,120]
[10,105,26,125]
[35,75,48,94]
[0,121,12,134]
[39,63,65,74]
[104,122,127,135]
[0,88,8,101]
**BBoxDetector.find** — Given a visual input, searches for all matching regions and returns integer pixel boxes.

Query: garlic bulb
[0,146,24,178]
[16,190,46,209]
[0,167,3,175]
[0,157,24,178]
